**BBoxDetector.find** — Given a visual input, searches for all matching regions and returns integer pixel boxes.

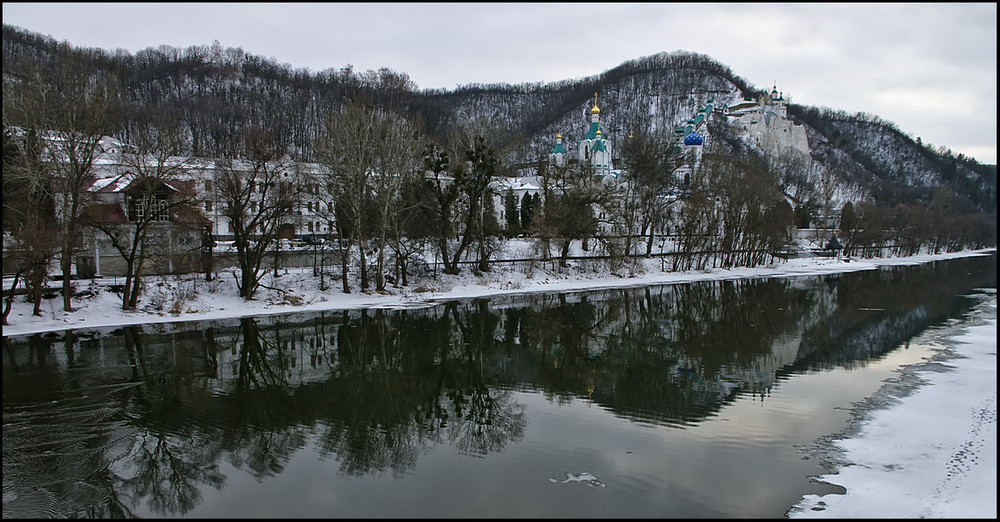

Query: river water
[2,253,996,518]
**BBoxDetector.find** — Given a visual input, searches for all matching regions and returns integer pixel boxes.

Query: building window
[131,200,144,222]
[154,199,170,222]
[205,179,213,191]
[205,200,213,212]
[130,194,170,222]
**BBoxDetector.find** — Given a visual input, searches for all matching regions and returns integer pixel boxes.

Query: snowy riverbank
[2,248,997,518]
[788,289,996,518]
[2,248,994,338]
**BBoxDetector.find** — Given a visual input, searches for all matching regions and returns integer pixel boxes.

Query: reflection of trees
[3,334,137,518]
[668,278,812,372]
[790,254,997,370]
[518,293,603,406]
[511,279,811,426]
[115,326,226,516]
[312,309,427,477]
[115,431,224,516]
[4,254,994,517]
[447,300,527,456]
[311,304,527,476]
[219,318,307,480]
[2,329,225,518]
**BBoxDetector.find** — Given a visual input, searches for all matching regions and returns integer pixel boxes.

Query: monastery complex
[545,85,810,183]
[54,85,812,277]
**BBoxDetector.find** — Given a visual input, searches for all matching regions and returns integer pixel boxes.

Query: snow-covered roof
[85,173,183,193]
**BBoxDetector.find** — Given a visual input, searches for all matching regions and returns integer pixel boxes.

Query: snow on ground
[2,247,997,518]
[789,290,997,518]
[4,248,994,338]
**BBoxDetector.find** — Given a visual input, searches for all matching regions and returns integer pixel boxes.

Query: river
[2,253,995,518]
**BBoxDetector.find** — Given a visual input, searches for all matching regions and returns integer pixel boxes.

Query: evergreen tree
[503,188,520,236]
[520,192,537,232]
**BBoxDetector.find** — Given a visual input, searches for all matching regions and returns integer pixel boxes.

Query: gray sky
[3,2,996,164]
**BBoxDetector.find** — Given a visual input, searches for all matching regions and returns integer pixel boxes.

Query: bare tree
[217,127,297,300]
[88,114,199,310]
[393,172,438,286]
[2,127,60,322]
[704,153,783,268]
[4,52,122,312]
[618,126,684,257]
[317,98,379,292]
[47,54,122,311]
[460,135,500,273]
[442,118,513,274]
[839,201,857,252]
[418,142,463,275]
[318,98,426,290]
[368,111,421,291]
[536,162,608,268]
[672,189,719,272]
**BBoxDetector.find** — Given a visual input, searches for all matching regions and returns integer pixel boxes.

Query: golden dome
[591,104,600,114]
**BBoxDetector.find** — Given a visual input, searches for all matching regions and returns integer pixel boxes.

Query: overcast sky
[3,2,996,164]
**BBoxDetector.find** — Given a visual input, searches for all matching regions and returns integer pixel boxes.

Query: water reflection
[2,254,995,517]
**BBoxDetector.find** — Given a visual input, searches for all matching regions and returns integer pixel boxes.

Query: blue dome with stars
[684,132,704,146]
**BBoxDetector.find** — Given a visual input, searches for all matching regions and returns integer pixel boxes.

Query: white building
[576,93,614,176]
[723,85,810,156]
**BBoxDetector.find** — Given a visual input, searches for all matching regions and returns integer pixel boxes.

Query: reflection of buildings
[15,277,841,421]
[15,259,978,433]
[5,248,992,518]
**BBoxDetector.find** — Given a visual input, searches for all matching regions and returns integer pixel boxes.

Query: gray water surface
[3,254,995,518]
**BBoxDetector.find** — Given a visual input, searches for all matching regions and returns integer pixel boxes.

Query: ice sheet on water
[549,472,607,488]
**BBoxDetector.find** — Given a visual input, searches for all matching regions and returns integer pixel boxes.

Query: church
[548,93,614,177]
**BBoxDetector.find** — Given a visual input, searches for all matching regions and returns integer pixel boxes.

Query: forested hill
[2,24,996,213]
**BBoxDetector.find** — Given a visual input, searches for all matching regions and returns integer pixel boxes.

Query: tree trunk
[29,267,45,317]
[359,237,369,292]
[375,237,386,292]
[61,237,73,312]
[3,273,23,325]
[339,238,351,294]
[559,240,571,268]
[127,253,147,309]
[122,259,136,311]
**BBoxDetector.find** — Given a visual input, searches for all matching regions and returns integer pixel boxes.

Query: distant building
[78,172,210,277]
[671,97,714,185]
[670,85,811,183]
[722,85,810,156]
[576,93,614,176]
[549,131,567,167]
